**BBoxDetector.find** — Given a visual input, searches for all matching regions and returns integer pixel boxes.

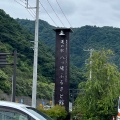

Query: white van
[0,101,53,120]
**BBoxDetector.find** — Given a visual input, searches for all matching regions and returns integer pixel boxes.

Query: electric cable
[14,0,35,19]
[24,0,36,16]
[46,0,65,27]
[56,0,72,28]
[21,0,36,19]
[39,1,58,27]
[14,0,25,8]
[26,9,35,19]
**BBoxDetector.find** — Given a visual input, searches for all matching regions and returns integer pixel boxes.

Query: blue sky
[0,0,120,28]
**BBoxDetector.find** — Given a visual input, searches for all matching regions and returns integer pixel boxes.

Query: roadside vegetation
[37,105,67,120]
[1,9,120,120]
[72,49,120,120]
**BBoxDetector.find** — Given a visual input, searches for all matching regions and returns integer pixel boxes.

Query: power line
[56,0,72,28]
[14,0,35,19]
[19,0,24,2]
[39,1,58,27]
[46,0,65,27]
[14,0,25,8]
[22,0,36,18]
[24,0,36,15]
[26,9,35,19]
[24,1,48,34]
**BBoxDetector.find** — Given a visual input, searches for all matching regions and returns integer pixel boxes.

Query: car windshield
[24,107,53,120]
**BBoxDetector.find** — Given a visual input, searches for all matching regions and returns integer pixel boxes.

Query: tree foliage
[0,9,55,98]
[73,50,120,120]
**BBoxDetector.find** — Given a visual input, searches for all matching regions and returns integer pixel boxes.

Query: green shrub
[37,105,67,120]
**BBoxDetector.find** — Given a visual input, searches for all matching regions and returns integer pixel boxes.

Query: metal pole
[52,89,54,107]
[32,0,39,108]
[11,75,13,102]
[90,49,93,80]
[84,49,94,80]
[72,89,74,106]
[12,50,17,102]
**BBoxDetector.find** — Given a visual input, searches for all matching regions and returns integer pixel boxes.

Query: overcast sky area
[1,0,120,28]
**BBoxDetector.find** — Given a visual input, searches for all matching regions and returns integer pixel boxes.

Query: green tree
[73,49,120,120]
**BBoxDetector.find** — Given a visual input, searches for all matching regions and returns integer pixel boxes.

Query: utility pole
[0,51,17,102]
[32,0,39,108]
[12,50,17,102]
[26,0,39,108]
[84,49,94,80]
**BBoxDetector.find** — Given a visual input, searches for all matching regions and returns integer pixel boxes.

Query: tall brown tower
[54,28,73,112]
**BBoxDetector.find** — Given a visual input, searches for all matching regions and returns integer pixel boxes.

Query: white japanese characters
[57,37,68,106]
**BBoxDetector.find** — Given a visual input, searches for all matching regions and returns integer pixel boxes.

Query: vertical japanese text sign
[54,28,73,112]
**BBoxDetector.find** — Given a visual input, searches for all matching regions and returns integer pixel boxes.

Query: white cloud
[1,0,120,28]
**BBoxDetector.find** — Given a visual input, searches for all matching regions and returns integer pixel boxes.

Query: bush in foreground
[37,105,67,120]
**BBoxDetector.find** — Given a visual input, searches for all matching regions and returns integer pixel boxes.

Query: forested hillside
[17,19,120,70]
[0,9,55,99]
[2,8,120,100]
[70,26,120,68]
[16,18,55,48]
[0,9,85,99]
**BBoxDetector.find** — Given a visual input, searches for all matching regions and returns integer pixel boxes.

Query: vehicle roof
[0,101,52,120]
[0,101,29,108]
[0,101,40,119]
